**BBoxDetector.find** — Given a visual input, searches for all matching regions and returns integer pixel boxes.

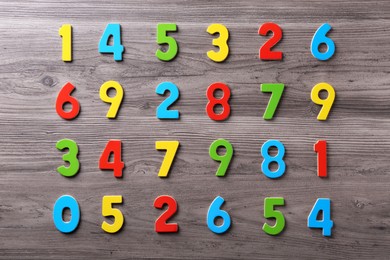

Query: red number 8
[206,82,231,121]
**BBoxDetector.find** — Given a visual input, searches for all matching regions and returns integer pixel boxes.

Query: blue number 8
[261,140,286,179]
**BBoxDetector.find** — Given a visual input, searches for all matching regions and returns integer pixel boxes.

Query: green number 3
[56,139,80,177]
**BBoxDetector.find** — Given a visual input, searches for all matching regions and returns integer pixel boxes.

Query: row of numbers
[57,139,328,179]
[59,23,335,62]
[53,195,333,236]
[56,81,336,121]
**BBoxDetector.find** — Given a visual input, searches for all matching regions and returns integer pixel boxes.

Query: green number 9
[209,139,233,177]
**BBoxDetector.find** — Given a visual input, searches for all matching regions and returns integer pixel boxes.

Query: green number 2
[263,197,286,235]
[156,23,178,61]
[56,138,80,177]
[261,83,285,120]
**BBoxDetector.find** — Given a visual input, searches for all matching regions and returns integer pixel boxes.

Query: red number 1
[314,140,327,178]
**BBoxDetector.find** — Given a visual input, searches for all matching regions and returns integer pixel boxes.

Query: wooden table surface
[0,0,389,259]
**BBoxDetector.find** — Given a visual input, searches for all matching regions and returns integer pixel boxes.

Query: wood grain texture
[0,0,389,259]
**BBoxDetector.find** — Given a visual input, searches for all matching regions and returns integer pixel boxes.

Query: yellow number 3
[311,82,336,120]
[207,24,229,62]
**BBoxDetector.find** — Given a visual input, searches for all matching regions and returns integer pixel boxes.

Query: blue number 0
[261,140,286,178]
[53,195,80,233]
[156,82,180,119]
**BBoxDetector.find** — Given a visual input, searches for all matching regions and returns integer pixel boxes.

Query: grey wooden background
[0,0,389,259]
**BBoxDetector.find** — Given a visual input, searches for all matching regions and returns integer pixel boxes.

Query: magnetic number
[206,82,231,121]
[56,82,80,120]
[207,196,231,234]
[99,140,125,178]
[314,140,327,177]
[156,23,178,61]
[311,82,335,120]
[53,195,80,233]
[154,195,179,233]
[156,82,180,119]
[100,81,124,118]
[263,197,286,235]
[56,139,79,177]
[259,22,283,60]
[311,23,335,61]
[207,24,229,62]
[155,141,179,177]
[99,24,124,61]
[261,83,285,120]
[102,195,124,233]
[261,140,286,178]
[308,198,333,237]
[59,24,72,61]
[209,139,233,177]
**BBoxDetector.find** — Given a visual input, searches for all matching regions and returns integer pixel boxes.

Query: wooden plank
[0,0,389,259]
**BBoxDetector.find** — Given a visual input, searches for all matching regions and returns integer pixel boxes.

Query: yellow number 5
[156,141,179,177]
[102,195,124,233]
[207,24,229,62]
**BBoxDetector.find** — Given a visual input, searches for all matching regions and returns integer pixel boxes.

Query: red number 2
[314,140,327,178]
[206,82,231,121]
[154,195,178,233]
[99,140,125,178]
[259,23,283,60]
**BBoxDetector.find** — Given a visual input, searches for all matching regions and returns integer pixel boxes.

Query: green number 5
[156,23,178,61]
[56,138,79,177]
[263,197,286,235]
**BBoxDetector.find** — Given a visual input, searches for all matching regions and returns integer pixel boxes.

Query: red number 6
[56,82,80,120]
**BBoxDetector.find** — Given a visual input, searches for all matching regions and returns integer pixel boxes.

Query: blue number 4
[307,198,334,237]
[99,24,124,61]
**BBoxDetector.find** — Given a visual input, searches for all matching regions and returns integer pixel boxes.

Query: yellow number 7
[156,141,180,177]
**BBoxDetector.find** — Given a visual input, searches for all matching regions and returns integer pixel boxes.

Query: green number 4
[261,83,285,120]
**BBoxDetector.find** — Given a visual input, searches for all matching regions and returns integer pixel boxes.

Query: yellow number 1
[311,82,336,120]
[59,24,72,61]
[156,141,179,177]
[207,24,229,62]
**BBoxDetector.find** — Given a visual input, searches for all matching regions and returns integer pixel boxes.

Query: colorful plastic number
[206,82,231,121]
[156,23,178,61]
[59,24,72,61]
[263,197,286,235]
[56,139,79,177]
[209,139,233,177]
[259,22,283,60]
[100,81,124,118]
[53,195,80,233]
[154,195,179,233]
[99,140,125,178]
[102,195,124,233]
[56,82,80,120]
[308,198,333,237]
[261,140,286,179]
[261,83,285,119]
[207,24,229,62]
[155,141,179,177]
[311,82,335,120]
[314,140,327,177]
[156,82,180,119]
[207,196,231,234]
[99,24,124,61]
[311,23,335,61]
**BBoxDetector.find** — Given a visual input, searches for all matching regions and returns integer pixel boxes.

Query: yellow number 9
[207,24,229,62]
[311,82,335,120]
[100,80,124,118]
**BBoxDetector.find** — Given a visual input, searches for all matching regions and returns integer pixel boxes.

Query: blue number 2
[99,24,124,61]
[53,195,80,233]
[156,82,180,119]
